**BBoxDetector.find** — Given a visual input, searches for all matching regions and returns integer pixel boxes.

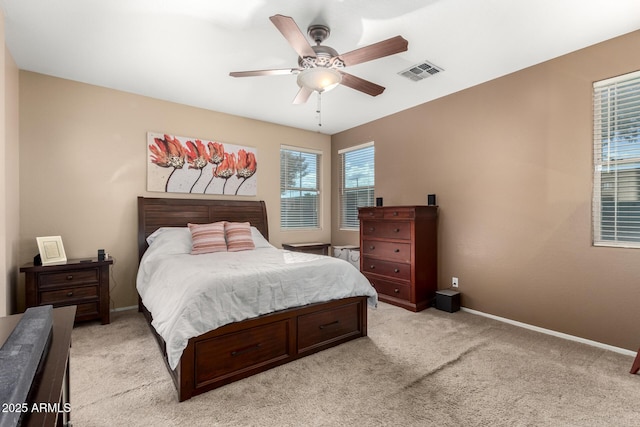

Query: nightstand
[282,242,331,256]
[20,257,113,324]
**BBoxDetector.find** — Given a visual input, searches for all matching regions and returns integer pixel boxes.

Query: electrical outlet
[452,277,459,288]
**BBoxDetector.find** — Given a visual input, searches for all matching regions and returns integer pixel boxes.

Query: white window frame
[280,145,321,230]
[593,70,640,248]
[339,142,375,230]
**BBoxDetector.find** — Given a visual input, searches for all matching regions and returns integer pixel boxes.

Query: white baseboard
[461,307,637,357]
[111,305,138,313]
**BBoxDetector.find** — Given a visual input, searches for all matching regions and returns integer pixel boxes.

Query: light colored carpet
[70,303,640,426]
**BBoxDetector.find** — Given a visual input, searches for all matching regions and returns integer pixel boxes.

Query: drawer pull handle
[369,245,375,250]
[66,291,74,297]
[394,268,400,273]
[369,227,375,232]
[231,343,261,357]
[394,288,400,294]
[393,211,398,216]
[370,265,375,269]
[319,320,340,330]
[394,249,400,253]
[66,275,73,280]
[368,212,374,216]
[394,228,400,233]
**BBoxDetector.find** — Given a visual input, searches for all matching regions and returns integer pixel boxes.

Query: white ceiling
[2,0,640,135]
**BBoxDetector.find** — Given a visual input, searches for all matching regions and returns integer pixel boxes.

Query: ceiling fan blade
[269,14,316,59]
[338,35,408,67]
[229,68,298,77]
[292,86,313,104]
[338,72,385,97]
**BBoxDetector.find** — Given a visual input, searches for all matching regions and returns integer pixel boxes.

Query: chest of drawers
[21,258,113,324]
[359,206,437,312]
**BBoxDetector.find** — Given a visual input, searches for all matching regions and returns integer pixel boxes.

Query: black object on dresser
[21,257,113,324]
[359,206,438,312]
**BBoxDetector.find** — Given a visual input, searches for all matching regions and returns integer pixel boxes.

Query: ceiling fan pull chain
[317,91,322,127]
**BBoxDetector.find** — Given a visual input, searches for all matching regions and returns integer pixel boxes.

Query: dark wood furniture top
[137,196,368,401]
[282,242,331,255]
[21,258,112,325]
[359,205,438,312]
[0,306,75,427]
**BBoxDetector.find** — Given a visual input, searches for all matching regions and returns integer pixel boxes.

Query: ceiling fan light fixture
[297,67,342,93]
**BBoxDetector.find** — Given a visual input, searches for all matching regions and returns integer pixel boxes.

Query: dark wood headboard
[137,197,269,260]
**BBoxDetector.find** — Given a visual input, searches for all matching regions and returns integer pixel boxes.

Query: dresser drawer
[383,207,416,219]
[366,277,410,301]
[361,240,411,263]
[298,302,361,353]
[361,221,411,240]
[358,208,383,219]
[40,285,99,305]
[38,269,99,288]
[361,257,411,281]
[194,320,290,386]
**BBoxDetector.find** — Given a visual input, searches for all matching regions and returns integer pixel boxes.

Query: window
[593,71,640,247]
[280,146,321,229]
[339,142,375,229]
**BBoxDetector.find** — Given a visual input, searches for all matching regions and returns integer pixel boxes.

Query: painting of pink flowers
[147,132,257,195]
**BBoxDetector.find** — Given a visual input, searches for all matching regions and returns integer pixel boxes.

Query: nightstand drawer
[361,257,410,280]
[361,221,411,240]
[39,269,99,287]
[76,302,100,319]
[40,285,99,305]
[361,240,411,263]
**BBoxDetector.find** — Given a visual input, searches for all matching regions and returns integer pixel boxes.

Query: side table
[20,257,113,324]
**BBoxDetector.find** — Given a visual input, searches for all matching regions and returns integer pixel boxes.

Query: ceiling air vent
[398,60,443,81]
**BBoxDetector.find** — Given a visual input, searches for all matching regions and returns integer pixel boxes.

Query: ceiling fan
[229,14,409,104]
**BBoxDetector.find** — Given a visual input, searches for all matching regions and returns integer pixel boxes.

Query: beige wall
[1,10,20,316]
[332,30,640,351]
[18,72,331,311]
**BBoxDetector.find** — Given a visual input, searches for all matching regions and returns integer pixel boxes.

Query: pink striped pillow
[188,222,227,254]
[225,222,255,252]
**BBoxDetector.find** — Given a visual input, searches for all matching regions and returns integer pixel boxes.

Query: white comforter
[137,241,377,370]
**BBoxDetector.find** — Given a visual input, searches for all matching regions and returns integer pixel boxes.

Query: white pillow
[145,227,192,254]
[146,226,273,252]
[250,226,274,249]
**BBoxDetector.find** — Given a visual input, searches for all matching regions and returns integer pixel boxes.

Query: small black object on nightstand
[435,289,460,313]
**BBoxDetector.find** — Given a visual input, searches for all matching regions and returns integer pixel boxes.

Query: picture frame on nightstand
[36,235,67,265]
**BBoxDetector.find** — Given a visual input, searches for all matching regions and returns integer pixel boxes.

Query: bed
[137,196,377,401]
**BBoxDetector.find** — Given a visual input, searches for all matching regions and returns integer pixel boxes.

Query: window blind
[593,70,640,248]
[280,146,320,229]
[339,142,375,230]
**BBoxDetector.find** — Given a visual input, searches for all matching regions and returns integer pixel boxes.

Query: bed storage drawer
[297,302,362,354]
[194,319,291,386]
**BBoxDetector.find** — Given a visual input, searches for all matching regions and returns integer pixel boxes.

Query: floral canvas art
[147,132,257,196]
